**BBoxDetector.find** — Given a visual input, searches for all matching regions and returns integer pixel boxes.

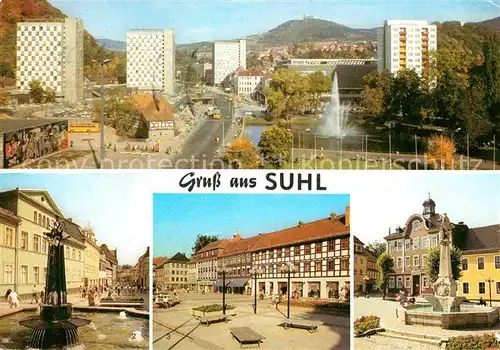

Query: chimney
[330,213,336,221]
[458,221,464,225]
[232,234,241,241]
[298,221,304,227]
[345,206,350,226]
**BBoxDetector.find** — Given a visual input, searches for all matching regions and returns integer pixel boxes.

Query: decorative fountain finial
[19,218,91,348]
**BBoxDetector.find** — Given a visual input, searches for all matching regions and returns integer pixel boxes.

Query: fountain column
[424,214,465,312]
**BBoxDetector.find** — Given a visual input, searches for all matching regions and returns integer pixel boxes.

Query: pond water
[0,311,149,349]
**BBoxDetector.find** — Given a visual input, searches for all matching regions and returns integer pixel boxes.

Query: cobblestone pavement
[355,336,441,350]
[153,292,350,350]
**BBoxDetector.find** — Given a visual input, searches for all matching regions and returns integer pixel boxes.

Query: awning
[215,279,231,287]
[229,278,249,288]
[214,278,249,288]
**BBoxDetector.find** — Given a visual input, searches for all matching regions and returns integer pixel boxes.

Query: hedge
[447,334,498,350]
[354,315,380,336]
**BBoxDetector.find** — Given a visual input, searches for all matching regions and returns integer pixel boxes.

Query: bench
[230,327,265,348]
[280,319,319,333]
[199,314,228,326]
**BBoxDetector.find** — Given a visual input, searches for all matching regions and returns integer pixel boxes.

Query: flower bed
[192,304,236,317]
[285,299,350,311]
[447,334,498,350]
[354,315,380,336]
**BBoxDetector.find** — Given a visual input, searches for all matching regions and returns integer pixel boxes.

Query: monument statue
[424,214,465,312]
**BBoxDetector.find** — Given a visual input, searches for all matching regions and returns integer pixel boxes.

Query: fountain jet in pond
[322,72,351,138]
[19,219,90,348]
[423,214,465,312]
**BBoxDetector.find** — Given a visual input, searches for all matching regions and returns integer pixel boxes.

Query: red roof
[153,257,167,266]
[251,214,349,252]
[237,68,265,77]
[196,239,227,254]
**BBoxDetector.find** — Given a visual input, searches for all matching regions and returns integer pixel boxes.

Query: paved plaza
[354,296,500,349]
[153,292,350,350]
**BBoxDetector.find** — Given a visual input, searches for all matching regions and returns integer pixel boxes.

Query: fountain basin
[401,304,499,329]
[0,309,149,349]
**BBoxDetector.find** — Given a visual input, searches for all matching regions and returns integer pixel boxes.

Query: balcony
[399,42,407,46]
[399,48,407,52]
[422,43,429,47]
[399,55,407,59]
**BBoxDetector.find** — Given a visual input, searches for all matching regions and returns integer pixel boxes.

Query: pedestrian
[40,290,44,303]
[32,285,38,304]
[8,290,20,308]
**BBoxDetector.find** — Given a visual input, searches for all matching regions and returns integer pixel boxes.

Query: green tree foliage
[192,234,219,254]
[29,80,45,104]
[223,136,261,169]
[247,52,264,69]
[308,71,332,111]
[258,124,292,168]
[265,69,331,119]
[360,70,393,117]
[425,246,462,283]
[185,65,201,83]
[0,87,8,105]
[44,87,55,103]
[366,241,387,259]
[390,69,426,125]
[376,252,394,300]
[96,98,144,137]
[478,35,500,130]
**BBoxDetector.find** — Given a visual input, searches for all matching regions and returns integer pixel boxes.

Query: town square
[353,173,500,349]
[0,173,150,349]
[152,194,351,349]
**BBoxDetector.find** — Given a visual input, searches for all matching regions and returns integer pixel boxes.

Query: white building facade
[377,20,437,76]
[234,69,265,96]
[213,40,246,85]
[126,29,175,94]
[16,18,84,103]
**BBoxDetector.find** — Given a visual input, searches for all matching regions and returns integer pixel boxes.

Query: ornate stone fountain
[19,219,91,348]
[423,214,465,312]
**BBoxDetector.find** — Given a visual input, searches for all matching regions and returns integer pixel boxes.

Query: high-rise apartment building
[377,20,437,76]
[213,39,246,85]
[126,29,175,95]
[16,18,84,103]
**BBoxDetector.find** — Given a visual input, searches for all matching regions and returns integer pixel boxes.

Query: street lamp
[451,127,461,142]
[280,262,298,319]
[220,265,231,315]
[92,57,112,169]
[250,266,264,314]
[486,278,494,307]
[363,276,370,298]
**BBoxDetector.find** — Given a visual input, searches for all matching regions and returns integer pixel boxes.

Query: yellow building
[0,188,86,296]
[0,207,21,296]
[82,227,100,287]
[354,236,378,293]
[457,225,500,302]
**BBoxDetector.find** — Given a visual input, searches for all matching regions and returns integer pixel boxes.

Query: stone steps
[378,328,446,346]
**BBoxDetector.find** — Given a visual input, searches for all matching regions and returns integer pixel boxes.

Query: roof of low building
[0,118,65,134]
[462,224,500,254]
[219,235,262,257]
[153,257,167,266]
[196,239,227,254]
[127,93,174,122]
[251,214,349,251]
[237,68,265,77]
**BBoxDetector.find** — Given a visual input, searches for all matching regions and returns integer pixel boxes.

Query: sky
[153,194,350,257]
[51,0,500,43]
[0,173,151,265]
[349,172,500,245]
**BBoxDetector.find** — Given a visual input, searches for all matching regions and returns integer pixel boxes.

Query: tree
[479,35,500,130]
[377,252,394,300]
[360,70,393,118]
[265,69,310,119]
[44,87,55,103]
[223,136,261,169]
[367,241,387,259]
[192,234,219,254]
[427,135,456,169]
[0,88,8,106]
[247,52,263,69]
[308,71,331,111]
[29,80,45,104]
[0,62,15,87]
[121,264,132,269]
[185,64,201,83]
[425,246,462,284]
[390,69,426,125]
[258,124,292,168]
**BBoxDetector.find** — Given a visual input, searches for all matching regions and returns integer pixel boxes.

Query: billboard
[3,120,69,168]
